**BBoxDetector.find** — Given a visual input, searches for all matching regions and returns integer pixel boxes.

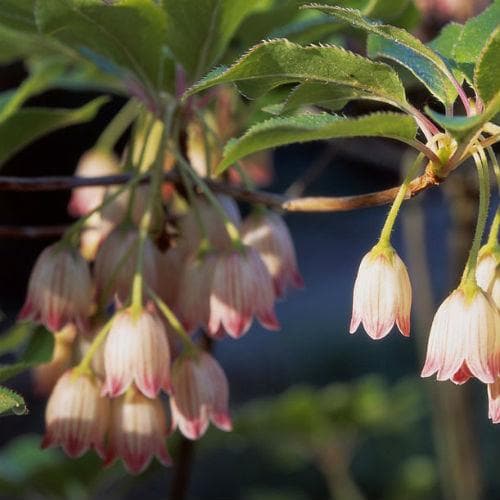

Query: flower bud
[20,243,93,332]
[170,351,231,440]
[350,245,412,339]
[208,246,279,338]
[42,370,109,458]
[103,308,171,399]
[421,287,500,384]
[105,388,171,474]
[186,116,221,178]
[179,195,241,255]
[68,149,120,217]
[156,244,186,307]
[176,253,215,333]
[242,211,303,297]
[94,226,158,305]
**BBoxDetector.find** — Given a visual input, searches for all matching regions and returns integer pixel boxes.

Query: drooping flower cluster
[349,229,500,423]
[20,145,303,474]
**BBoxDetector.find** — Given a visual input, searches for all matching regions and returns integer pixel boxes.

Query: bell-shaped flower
[421,286,500,384]
[155,244,186,307]
[488,378,500,424]
[350,245,412,339]
[19,243,93,332]
[102,307,171,399]
[179,195,241,256]
[105,387,171,474]
[176,253,215,333]
[208,246,279,338]
[94,226,158,305]
[170,350,231,440]
[242,211,303,297]
[68,149,120,217]
[42,370,109,458]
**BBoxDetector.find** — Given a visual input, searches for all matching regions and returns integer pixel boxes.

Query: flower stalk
[378,153,425,247]
[460,147,491,293]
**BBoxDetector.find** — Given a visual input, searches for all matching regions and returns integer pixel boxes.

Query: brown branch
[0,163,442,217]
[0,225,69,238]
[283,169,442,212]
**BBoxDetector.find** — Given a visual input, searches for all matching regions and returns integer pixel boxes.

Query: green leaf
[187,39,408,111]
[474,27,500,106]
[0,5,66,64]
[266,82,363,114]
[428,22,463,60]
[0,96,108,166]
[216,112,417,173]
[427,22,466,83]
[0,0,37,33]
[0,326,54,383]
[426,92,500,140]
[453,0,500,65]
[35,0,173,95]
[0,62,65,124]
[0,387,27,416]
[161,0,268,79]
[307,5,458,106]
[0,322,36,357]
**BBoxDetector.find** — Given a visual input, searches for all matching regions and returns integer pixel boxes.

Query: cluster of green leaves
[0,0,497,171]
[187,2,499,173]
[0,0,419,167]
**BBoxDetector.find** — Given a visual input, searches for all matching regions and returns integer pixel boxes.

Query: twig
[0,164,442,216]
[0,225,69,238]
[283,167,442,212]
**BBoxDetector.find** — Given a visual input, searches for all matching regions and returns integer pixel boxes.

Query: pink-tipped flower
[488,378,500,424]
[103,307,171,399]
[42,370,109,458]
[350,245,412,339]
[170,350,231,440]
[156,244,186,308]
[476,251,500,307]
[20,243,93,332]
[179,195,241,256]
[421,286,500,384]
[242,211,303,297]
[94,226,158,305]
[106,387,171,474]
[68,149,120,217]
[176,253,215,333]
[208,246,279,338]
